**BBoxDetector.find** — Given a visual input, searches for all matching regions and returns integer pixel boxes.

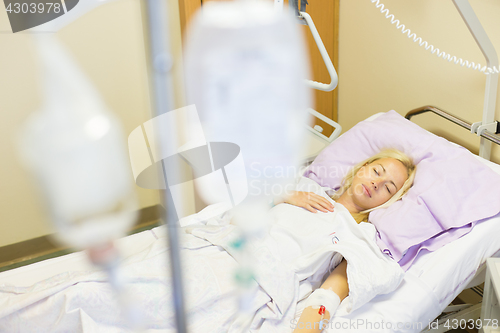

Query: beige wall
[3,0,500,247]
[338,0,500,163]
[0,0,186,247]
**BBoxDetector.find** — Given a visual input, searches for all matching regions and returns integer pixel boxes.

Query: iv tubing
[370,0,500,75]
[103,255,144,331]
[87,243,145,331]
[144,0,188,332]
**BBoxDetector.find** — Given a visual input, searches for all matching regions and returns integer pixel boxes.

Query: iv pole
[143,0,188,332]
[452,0,499,160]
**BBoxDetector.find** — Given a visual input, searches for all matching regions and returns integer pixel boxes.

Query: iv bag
[19,35,137,249]
[184,0,312,206]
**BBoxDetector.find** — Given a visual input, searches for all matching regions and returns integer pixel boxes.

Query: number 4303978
[5,2,62,14]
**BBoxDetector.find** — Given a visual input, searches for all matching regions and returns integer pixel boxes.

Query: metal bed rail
[405,105,500,146]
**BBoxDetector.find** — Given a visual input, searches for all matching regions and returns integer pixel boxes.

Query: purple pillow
[304,110,500,270]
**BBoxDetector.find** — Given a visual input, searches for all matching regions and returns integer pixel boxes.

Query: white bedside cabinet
[481,258,500,333]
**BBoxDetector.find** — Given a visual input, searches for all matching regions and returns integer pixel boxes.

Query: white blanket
[0,177,403,332]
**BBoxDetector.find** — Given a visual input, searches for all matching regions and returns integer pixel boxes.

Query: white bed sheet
[1,198,499,332]
[2,121,500,332]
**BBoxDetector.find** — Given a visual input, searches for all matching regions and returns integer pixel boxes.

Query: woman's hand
[276,191,334,213]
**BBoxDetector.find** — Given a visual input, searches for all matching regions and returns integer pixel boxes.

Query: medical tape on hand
[303,288,341,321]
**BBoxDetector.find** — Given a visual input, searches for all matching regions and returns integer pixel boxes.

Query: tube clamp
[471,121,499,136]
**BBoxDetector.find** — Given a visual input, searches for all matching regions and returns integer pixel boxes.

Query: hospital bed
[303,106,500,332]
[1,107,500,333]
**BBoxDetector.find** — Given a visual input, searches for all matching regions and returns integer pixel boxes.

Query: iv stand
[144,0,188,332]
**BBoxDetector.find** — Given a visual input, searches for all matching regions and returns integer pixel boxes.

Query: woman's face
[348,158,409,211]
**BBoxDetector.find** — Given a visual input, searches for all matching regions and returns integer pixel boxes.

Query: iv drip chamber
[19,35,137,249]
[184,0,312,206]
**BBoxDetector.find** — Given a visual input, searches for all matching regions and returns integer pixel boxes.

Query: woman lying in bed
[274,149,416,332]
[0,149,416,333]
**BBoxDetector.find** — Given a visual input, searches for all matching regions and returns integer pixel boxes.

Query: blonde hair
[331,149,416,223]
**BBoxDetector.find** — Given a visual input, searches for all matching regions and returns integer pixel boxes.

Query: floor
[435,285,483,333]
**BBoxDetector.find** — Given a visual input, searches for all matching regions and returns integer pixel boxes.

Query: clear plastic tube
[88,243,145,332]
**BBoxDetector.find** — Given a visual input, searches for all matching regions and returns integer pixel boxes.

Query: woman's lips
[362,184,371,197]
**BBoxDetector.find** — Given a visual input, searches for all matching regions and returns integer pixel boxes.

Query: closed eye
[373,168,379,176]
[386,185,392,194]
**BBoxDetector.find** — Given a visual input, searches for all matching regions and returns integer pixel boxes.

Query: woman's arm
[293,260,349,332]
[273,191,334,213]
